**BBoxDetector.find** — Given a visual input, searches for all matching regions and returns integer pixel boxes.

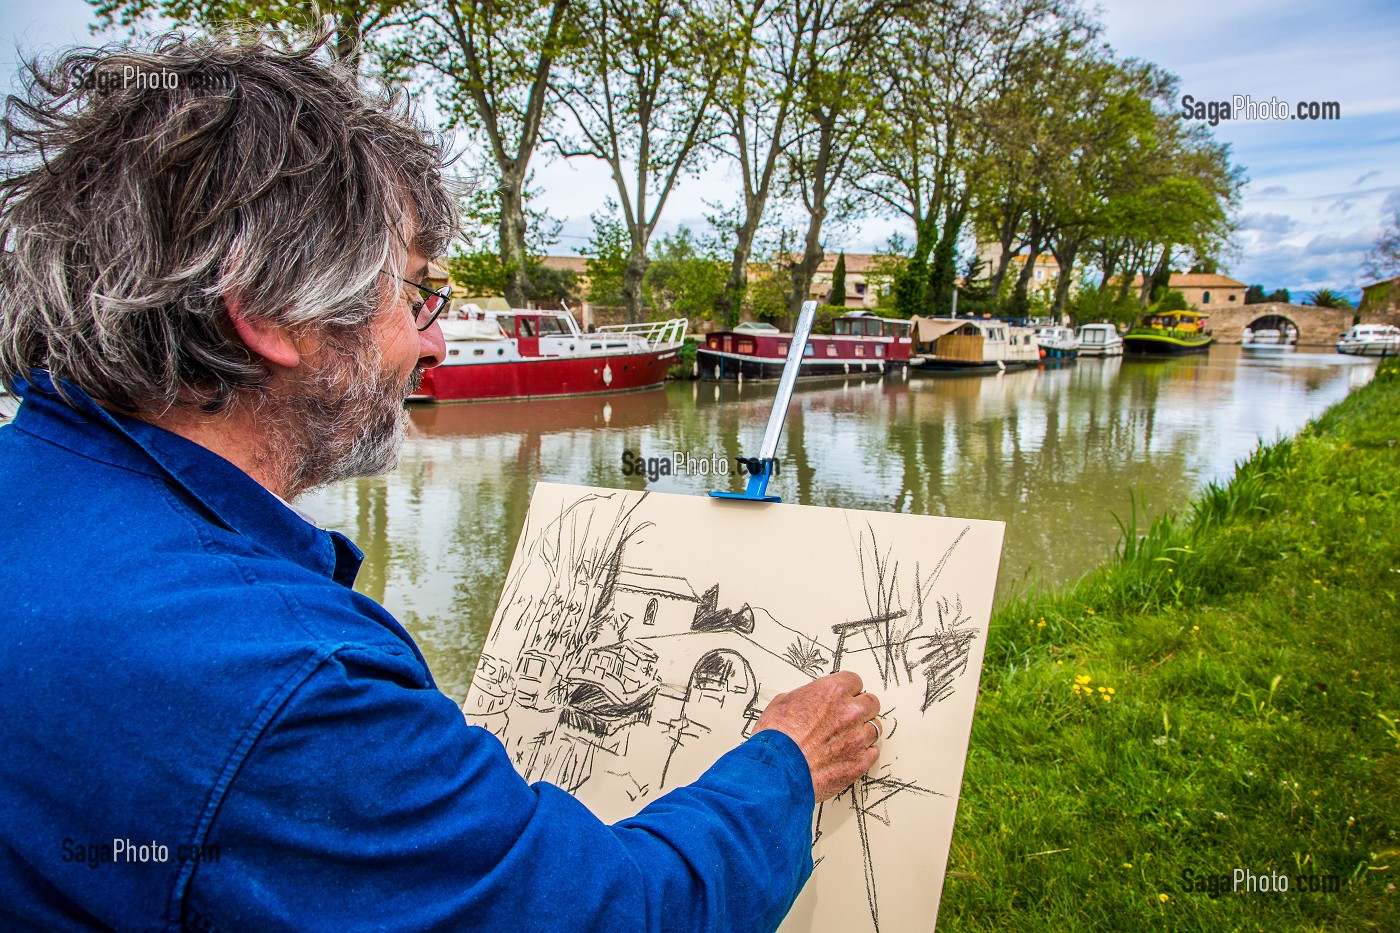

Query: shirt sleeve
[185,644,815,933]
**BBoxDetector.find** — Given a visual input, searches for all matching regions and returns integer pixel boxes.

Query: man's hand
[754,671,881,802]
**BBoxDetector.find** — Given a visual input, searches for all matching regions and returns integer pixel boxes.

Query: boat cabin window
[536,316,570,335]
[518,317,537,337]
[885,321,911,338]
[804,343,815,356]
[875,344,885,357]
[855,344,865,357]
[778,341,789,355]
[738,339,756,354]
[826,343,838,356]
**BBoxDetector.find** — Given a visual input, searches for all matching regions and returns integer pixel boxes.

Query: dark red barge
[697,312,913,381]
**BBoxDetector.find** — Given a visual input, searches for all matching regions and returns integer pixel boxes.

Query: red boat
[412,307,687,403]
[696,311,913,381]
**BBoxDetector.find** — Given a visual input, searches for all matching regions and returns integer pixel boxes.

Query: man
[0,31,882,931]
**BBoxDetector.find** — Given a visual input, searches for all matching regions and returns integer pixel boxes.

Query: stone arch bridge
[1205,302,1398,346]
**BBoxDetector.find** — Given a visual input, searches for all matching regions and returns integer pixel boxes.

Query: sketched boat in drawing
[697,312,912,381]
[412,305,686,403]
[560,641,662,736]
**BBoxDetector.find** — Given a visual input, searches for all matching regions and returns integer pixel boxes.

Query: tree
[91,0,402,71]
[643,227,726,320]
[398,0,579,308]
[1244,284,1267,304]
[1304,288,1353,309]
[582,204,628,308]
[1267,288,1291,304]
[548,0,729,321]
[1363,208,1400,282]
[709,0,821,326]
[781,0,892,317]
[828,251,847,306]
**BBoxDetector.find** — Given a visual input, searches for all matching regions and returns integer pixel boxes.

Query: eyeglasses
[380,271,452,331]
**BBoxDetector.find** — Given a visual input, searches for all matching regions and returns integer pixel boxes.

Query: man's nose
[419,320,447,368]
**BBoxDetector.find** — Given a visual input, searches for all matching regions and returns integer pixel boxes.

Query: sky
[3,0,1398,298]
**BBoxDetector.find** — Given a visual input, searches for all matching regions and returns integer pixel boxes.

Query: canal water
[297,345,1376,701]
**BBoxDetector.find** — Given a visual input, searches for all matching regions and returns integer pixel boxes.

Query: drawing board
[462,482,1005,931]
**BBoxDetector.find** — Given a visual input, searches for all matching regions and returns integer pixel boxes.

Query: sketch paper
[462,482,1005,931]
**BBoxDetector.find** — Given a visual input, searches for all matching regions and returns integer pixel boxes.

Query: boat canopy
[437,316,509,340]
[908,316,967,343]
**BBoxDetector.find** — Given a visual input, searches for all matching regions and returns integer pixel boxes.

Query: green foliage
[949,374,1400,930]
[443,251,577,307]
[643,227,725,321]
[1305,288,1354,309]
[582,205,628,308]
[1268,287,1292,304]
[1244,284,1268,304]
[1069,281,1141,327]
[1150,288,1190,313]
[829,252,847,307]
[444,250,507,298]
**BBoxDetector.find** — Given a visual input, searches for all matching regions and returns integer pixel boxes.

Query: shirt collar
[10,372,363,588]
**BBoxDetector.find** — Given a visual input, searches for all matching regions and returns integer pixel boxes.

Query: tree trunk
[623,242,649,323]
[1050,240,1078,317]
[1009,217,1043,315]
[719,201,761,327]
[926,196,968,316]
[497,166,531,308]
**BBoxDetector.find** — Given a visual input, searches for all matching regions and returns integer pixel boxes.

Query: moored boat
[1033,325,1080,362]
[1123,310,1214,356]
[697,311,911,381]
[1075,323,1123,357]
[1242,326,1297,353]
[909,318,1040,373]
[1336,324,1400,357]
[412,306,686,403]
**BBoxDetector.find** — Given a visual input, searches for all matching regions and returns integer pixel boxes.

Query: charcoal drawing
[463,482,1005,931]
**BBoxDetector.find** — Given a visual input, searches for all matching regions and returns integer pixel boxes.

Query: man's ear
[225,296,301,370]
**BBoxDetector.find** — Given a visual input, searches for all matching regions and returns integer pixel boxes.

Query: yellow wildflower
[1159,893,1169,903]
[1075,675,1092,686]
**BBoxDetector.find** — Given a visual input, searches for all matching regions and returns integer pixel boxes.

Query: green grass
[942,358,1400,931]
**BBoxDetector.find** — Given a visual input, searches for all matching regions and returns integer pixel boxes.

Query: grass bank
[943,358,1400,931]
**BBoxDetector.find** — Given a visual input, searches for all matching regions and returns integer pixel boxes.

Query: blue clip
[709,458,781,502]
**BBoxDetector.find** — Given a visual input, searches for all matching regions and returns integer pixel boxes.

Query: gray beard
[274,335,419,498]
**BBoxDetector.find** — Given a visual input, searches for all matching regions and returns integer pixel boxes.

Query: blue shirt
[0,375,815,932]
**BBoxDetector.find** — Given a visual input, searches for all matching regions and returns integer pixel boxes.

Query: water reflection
[299,346,1377,698]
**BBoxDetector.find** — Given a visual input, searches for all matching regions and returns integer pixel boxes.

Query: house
[1125,273,1248,310]
[804,253,890,309]
[975,243,1062,288]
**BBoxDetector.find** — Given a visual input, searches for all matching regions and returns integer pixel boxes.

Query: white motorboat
[1242,327,1297,353]
[1075,323,1124,357]
[1336,324,1400,357]
[1033,325,1079,361]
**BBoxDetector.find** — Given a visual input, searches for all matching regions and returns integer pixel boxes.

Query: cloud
[1233,223,1377,293]
[1239,213,1299,236]
[1381,190,1400,217]
[1258,185,1289,197]
[1353,169,1381,187]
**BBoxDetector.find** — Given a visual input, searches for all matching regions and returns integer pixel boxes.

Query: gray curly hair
[0,29,458,413]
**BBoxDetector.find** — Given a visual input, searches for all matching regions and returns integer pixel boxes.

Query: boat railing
[595,317,688,348]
